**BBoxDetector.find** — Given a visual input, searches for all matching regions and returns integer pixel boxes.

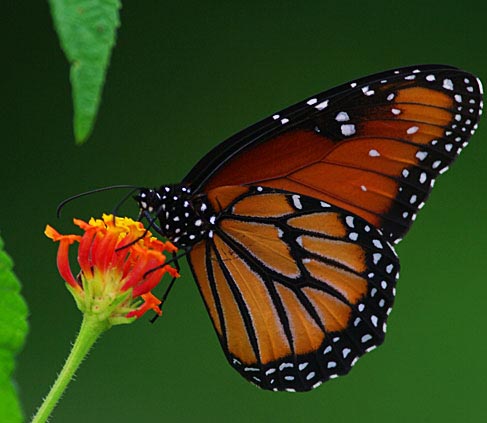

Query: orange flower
[45,214,179,324]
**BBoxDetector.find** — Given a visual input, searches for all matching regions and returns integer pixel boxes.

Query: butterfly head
[135,184,215,247]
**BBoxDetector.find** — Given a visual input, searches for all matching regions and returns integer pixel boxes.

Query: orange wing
[187,186,399,391]
[184,65,483,243]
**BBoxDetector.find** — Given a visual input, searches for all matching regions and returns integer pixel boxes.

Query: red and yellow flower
[45,214,178,325]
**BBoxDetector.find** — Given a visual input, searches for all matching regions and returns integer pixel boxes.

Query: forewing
[184,65,483,243]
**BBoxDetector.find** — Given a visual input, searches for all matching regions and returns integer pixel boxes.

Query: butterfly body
[137,185,215,247]
[135,65,483,391]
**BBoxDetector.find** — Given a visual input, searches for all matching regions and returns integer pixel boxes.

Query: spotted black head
[134,184,216,247]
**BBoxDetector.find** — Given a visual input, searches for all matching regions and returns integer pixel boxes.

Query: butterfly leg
[150,252,181,323]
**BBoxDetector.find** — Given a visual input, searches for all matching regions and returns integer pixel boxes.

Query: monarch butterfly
[133,65,483,392]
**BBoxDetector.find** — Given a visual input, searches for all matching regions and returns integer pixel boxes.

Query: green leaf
[0,236,29,423]
[49,0,122,144]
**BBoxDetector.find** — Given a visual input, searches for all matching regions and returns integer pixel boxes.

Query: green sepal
[65,283,86,313]
[66,271,140,326]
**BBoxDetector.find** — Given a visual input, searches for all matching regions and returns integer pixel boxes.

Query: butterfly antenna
[56,185,140,217]
[111,187,141,216]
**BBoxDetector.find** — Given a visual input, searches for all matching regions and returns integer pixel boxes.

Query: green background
[4,1,486,422]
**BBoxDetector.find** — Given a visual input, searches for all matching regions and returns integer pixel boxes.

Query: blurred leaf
[49,0,121,144]
[0,236,29,423]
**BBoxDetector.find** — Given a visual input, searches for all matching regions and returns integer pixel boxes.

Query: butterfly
[134,65,483,392]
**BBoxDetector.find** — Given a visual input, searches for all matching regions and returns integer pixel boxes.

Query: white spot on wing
[416,151,428,161]
[336,111,350,122]
[361,334,372,343]
[477,77,484,95]
[369,149,380,157]
[292,195,302,209]
[407,126,419,134]
[373,239,383,249]
[306,372,315,381]
[443,79,454,90]
[371,315,379,326]
[279,362,293,370]
[341,124,356,136]
[315,100,329,110]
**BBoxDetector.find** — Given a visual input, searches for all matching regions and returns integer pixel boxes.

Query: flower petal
[45,225,81,289]
[126,292,162,318]
[77,228,97,279]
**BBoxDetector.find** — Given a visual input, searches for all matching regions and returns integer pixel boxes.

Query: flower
[45,214,179,325]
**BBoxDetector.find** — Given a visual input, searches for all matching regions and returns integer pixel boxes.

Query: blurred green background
[4,1,487,422]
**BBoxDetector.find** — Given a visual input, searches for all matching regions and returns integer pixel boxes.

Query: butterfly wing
[183,65,483,243]
[187,186,399,391]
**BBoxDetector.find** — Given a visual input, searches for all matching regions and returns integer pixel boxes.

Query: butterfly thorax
[135,184,216,247]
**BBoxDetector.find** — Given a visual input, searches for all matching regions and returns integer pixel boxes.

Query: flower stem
[31,315,109,423]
